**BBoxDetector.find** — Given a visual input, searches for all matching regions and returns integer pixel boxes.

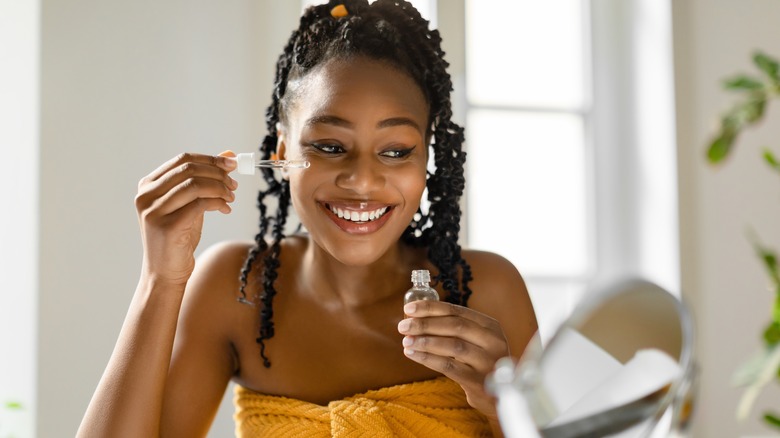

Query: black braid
[239,0,473,367]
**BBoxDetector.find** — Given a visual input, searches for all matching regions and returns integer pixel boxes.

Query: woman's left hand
[397,300,510,418]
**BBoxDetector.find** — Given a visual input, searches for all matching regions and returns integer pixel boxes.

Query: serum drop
[404,270,439,314]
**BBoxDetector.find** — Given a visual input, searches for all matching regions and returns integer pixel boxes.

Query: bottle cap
[411,269,430,284]
[236,152,256,175]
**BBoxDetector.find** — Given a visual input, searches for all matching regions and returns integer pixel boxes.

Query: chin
[319,237,399,267]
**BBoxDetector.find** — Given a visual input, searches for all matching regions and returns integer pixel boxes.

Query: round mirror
[488,279,697,438]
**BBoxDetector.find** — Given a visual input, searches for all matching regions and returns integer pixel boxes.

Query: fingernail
[221,156,237,168]
[404,348,415,356]
[402,336,414,347]
[230,177,238,189]
[398,319,411,333]
[403,303,417,315]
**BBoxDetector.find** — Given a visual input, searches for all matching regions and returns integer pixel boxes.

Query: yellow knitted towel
[233,376,492,437]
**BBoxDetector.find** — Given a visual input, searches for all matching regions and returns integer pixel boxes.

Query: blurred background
[2,0,780,436]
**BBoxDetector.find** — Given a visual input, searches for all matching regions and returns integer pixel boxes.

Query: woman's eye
[380,146,415,159]
[311,143,345,154]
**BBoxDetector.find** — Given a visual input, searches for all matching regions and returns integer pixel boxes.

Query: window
[462,0,679,341]
[464,0,593,338]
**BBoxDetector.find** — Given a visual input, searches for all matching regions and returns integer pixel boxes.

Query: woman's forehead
[283,57,429,130]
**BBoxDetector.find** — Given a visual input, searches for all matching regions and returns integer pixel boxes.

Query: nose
[334,153,385,194]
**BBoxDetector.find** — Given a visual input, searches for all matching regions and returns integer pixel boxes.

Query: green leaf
[765,412,780,429]
[765,321,780,345]
[707,131,736,163]
[724,75,765,90]
[754,243,780,287]
[754,52,780,83]
[706,96,768,164]
[728,96,767,127]
[763,149,780,171]
[743,97,767,123]
[774,294,780,326]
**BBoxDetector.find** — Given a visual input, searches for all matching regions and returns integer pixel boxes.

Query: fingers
[401,300,507,355]
[402,347,482,382]
[404,300,500,331]
[165,197,233,226]
[149,174,235,218]
[402,335,495,372]
[136,153,239,219]
[139,161,236,203]
[143,152,236,183]
[397,301,510,379]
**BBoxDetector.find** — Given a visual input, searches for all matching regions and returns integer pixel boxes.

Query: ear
[276,123,290,180]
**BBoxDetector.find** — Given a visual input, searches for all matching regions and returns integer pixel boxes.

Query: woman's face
[279,56,429,266]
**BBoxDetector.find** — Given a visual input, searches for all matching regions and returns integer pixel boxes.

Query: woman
[78,1,537,436]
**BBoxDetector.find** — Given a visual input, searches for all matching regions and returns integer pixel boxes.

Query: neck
[301,240,423,309]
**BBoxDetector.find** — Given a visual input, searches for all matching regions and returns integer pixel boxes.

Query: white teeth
[328,204,390,223]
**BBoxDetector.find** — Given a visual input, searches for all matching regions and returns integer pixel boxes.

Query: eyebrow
[305,114,423,134]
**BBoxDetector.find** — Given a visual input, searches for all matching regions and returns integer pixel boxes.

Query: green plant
[706,51,780,429]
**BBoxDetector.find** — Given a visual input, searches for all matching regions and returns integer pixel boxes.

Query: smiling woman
[278,58,429,267]
[76,1,537,437]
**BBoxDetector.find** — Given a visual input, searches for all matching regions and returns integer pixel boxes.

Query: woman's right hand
[134,151,238,287]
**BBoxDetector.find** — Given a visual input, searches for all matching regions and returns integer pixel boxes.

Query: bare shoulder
[461,249,538,359]
[183,237,308,332]
[181,240,257,335]
[192,240,255,281]
[462,249,524,291]
[461,249,528,309]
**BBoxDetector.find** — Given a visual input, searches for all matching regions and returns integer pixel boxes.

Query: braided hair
[238,0,473,367]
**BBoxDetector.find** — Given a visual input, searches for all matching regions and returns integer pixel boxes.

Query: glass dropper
[235,152,310,175]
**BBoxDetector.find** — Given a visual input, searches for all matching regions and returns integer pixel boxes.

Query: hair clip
[330,4,349,18]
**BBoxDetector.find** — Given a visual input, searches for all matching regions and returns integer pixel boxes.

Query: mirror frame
[489,278,697,438]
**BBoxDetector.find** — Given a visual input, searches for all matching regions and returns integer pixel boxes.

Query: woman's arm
[160,241,253,436]
[77,153,238,437]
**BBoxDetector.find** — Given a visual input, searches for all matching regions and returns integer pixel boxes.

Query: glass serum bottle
[404,270,439,312]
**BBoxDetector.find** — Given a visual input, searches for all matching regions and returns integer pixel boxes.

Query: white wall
[673,0,780,436]
[37,1,299,435]
[0,0,39,436]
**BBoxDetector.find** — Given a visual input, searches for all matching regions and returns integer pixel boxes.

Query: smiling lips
[329,205,389,222]
[322,202,394,234]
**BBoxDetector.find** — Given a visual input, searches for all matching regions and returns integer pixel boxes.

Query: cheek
[393,166,427,207]
[288,171,323,204]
